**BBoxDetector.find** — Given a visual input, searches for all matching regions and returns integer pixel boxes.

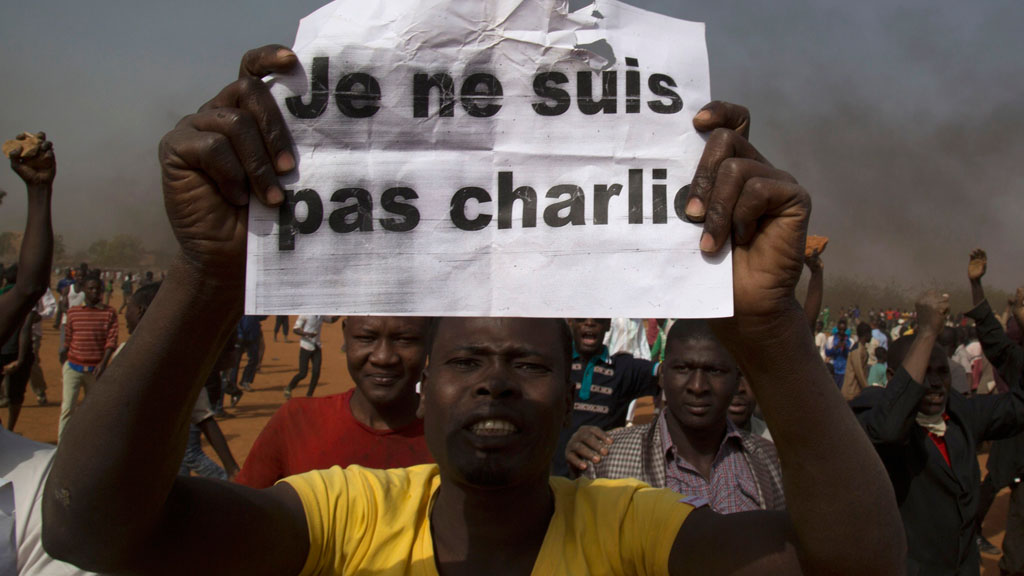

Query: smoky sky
[1,0,1022,290]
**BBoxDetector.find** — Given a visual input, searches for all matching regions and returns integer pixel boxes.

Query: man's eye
[517,362,551,374]
[448,357,479,368]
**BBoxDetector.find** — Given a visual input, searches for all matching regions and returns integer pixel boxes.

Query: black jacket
[853,300,1024,576]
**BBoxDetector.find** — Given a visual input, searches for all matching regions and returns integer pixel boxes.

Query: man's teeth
[470,419,518,436]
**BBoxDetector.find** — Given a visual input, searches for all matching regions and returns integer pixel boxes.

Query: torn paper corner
[290,0,635,65]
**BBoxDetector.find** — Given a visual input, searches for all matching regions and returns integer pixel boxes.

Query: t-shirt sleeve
[279,465,430,576]
[571,479,694,576]
[621,487,694,576]
[281,467,349,576]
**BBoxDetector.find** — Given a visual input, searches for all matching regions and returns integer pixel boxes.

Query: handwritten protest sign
[245,0,730,317]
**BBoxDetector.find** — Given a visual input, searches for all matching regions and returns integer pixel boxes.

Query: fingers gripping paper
[245,0,732,318]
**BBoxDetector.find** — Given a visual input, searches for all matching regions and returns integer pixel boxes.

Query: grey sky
[1,0,1022,290]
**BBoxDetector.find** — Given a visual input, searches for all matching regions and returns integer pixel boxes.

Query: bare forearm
[0,185,52,344]
[804,269,823,331]
[723,306,904,575]
[972,278,985,307]
[43,254,242,567]
[201,419,240,475]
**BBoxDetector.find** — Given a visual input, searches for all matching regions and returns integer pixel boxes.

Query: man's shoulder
[605,422,654,445]
[283,463,440,506]
[609,353,653,371]
[590,422,657,479]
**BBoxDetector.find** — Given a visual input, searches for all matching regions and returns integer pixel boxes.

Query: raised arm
[0,134,55,344]
[963,272,1024,441]
[42,46,309,576]
[857,292,948,444]
[969,248,987,307]
[668,101,904,576]
[803,250,823,331]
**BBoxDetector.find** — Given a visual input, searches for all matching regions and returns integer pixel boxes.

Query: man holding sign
[42,2,903,575]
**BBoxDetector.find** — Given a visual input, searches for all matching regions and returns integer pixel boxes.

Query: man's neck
[430,475,553,576]
[349,388,420,431]
[665,411,727,480]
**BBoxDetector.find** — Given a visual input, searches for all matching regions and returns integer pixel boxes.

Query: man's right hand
[158,45,298,282]
[565,425,612,472]
[968,249,987,282]
[8,132,56,188]
[804,249,823,274]
[915,290,950,335]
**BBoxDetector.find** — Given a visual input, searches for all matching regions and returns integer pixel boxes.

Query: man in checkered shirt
[566,318,784,513]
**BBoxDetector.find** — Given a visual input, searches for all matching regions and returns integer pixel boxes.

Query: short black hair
[427,317,573,374]
[665,318,717,350]
[856,322,872,340]
[130,282,161,309]
[875,347,888,363]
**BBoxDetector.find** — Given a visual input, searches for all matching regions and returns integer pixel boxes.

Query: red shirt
[65,305,118,366]
[928,413,953,467]
[235,389,433,488]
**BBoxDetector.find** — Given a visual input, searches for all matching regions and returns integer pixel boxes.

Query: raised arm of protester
[1,133,54,344]
[43,46,309,576]
[666,101,904,575]
[856,291,950,444]
[803,249,824,331]
[969,248,987,307]
[962,251,1024,441]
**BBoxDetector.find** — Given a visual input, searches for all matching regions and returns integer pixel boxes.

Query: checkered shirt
[582,412,785,512]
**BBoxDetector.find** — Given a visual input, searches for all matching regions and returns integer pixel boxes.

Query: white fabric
[0,427,97,575]
[293,315,324,351]
[190,391,216,425]
[815,332,827,361]
[915,412,947,437]
[32,290,57,340]
[604,318,651,360]
[61,284,86,325]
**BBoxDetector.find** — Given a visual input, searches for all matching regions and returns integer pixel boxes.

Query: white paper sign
[245,0,732,318]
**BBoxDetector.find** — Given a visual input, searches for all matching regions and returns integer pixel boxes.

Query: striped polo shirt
[65,305,119,366]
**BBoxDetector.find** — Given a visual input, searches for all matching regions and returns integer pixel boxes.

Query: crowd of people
[0,44,1021,576]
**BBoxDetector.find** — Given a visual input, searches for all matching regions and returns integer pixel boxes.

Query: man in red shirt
[58,274,118,440]
[235,316,433,487]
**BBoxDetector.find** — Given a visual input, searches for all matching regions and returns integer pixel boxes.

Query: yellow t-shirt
[283,464,693,576]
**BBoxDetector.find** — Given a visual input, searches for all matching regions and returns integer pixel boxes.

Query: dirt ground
[7,288,1015,573]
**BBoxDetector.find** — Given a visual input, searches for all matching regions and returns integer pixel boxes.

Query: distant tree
[86,235,145,268]
[0,232,18,261]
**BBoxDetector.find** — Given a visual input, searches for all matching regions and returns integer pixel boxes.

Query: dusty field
[8,289,1014,574]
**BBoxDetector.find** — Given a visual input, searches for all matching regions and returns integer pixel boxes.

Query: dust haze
[1,0,1021,291]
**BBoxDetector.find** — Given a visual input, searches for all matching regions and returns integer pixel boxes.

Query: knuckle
[718,157,745,178]
[703,201,729,233]
[691,167,714,195]
[235,76,261,96]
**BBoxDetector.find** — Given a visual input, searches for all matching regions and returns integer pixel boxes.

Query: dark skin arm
[969,248,986,307]
[42,46,309,576]
[198,417,240,479]
[0,133,55,345]
[3,314,33,375]
[667,102,905,576]
[803,250,823,331]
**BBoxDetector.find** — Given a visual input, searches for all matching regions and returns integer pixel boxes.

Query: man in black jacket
[854,251,1024,576]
